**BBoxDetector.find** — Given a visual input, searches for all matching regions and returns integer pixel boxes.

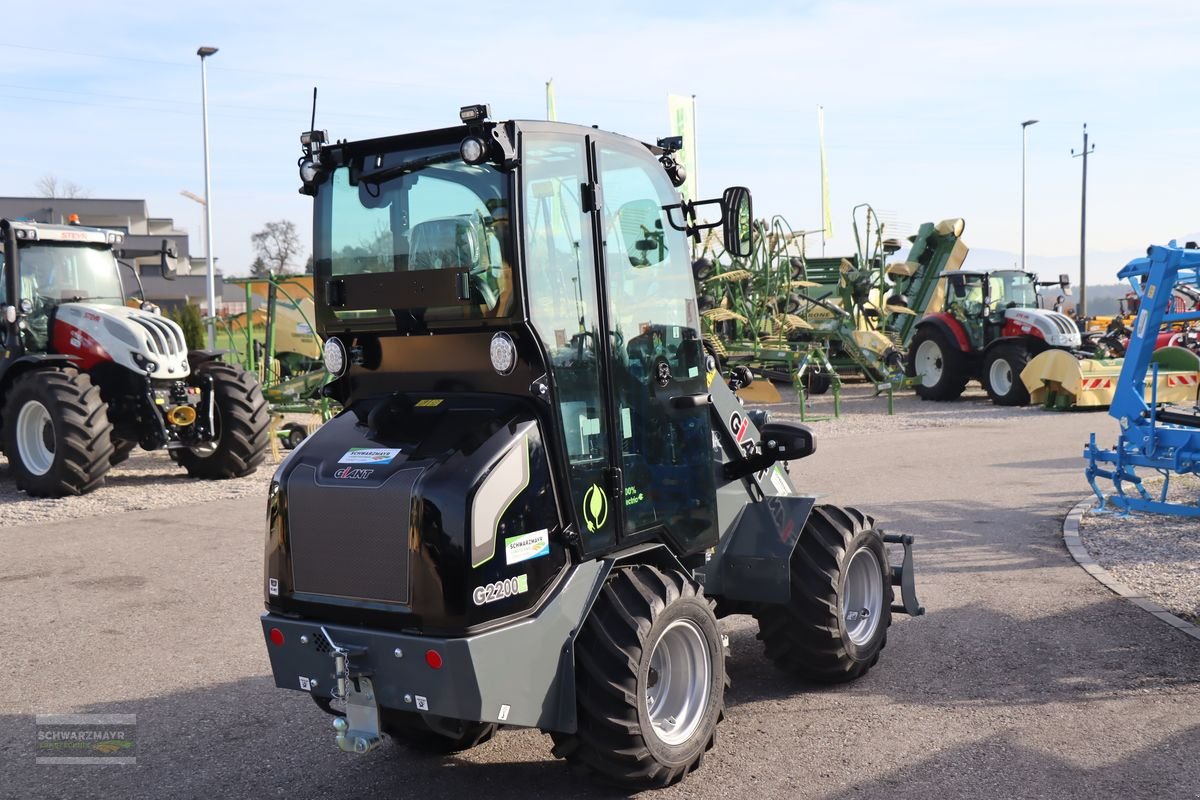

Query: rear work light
[269,628,285,647]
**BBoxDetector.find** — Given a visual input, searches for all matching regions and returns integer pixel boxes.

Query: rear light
[425,650,443,669]
[269,628,285,647]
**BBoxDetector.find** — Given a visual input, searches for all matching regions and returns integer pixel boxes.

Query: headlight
[460,136,489,165]
[299,159,319,184]
[489,332,517,375]
[323,337,348,377]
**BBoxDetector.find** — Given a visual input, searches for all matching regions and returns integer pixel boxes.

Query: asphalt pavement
[1,400,1197,799]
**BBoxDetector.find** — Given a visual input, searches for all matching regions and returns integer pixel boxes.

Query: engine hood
[53,302,191,380]
[1003,307,1081,348]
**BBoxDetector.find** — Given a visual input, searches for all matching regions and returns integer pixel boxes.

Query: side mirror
[721,186,753,259]
[159,239,179,281]
[1059,273,1072,296]
[723,421,816,481]
[760,421,815,462]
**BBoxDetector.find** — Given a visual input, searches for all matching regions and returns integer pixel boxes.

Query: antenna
[310,87,318,133]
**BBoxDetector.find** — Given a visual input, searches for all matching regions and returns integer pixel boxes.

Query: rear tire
[174,361,269,479]
[753,505,893,682]
[907,327,969,401]
[982,344,1031,406]
[381,710,497,753]
[550,565,725,789]
[2,369,114,497]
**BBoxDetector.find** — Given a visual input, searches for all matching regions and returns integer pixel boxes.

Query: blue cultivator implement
[1084,242,1200,516]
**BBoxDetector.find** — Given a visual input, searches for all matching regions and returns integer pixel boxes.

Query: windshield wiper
[354,151,460,187]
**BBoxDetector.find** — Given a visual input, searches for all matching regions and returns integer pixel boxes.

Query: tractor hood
[53,303,191,380]
[1003,307,1081,348]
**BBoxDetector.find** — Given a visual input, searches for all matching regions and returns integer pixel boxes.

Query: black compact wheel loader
[260,105,923,789]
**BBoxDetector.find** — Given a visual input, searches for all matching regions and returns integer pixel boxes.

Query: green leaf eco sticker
[583,483,608,532]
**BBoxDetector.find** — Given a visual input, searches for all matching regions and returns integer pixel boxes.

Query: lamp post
[1020,119,1038,273]
[197,45,219,348]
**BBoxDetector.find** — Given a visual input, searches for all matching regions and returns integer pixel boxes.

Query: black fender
[0,354,79,429]
[186,349,230,370]
[981,335,1047,359]
[915,315,971,352]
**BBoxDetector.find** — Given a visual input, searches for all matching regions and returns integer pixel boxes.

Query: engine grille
[130,315,186,357]
[286,463,417,604]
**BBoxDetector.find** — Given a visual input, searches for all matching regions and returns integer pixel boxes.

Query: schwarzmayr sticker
[504,529,550,565]
[338,448,401,465]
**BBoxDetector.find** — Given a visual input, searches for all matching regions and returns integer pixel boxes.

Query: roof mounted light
[459,103,491,124]
[300,130,327,147]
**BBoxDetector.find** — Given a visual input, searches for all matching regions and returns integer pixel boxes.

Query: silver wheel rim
[645,618,711,746]
[16,400,55,476]
[842,547,884,646]
[989,358,1013,395]
[915,340,943,386]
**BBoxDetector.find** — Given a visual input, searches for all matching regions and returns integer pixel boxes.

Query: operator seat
[408,215,505,318]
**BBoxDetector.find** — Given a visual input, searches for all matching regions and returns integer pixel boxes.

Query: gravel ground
[757,379,1052,439]
[0,449,276,528]
[1078,473,1200,624]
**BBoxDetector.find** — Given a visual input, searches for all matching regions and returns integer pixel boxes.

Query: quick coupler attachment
[320,627,383,755]
[882,533,925,617]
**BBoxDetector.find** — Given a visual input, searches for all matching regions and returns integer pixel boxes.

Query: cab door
[522,131,619,555]
[592,138,718,555]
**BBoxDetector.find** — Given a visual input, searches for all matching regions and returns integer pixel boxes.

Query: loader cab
[306,112,751,560]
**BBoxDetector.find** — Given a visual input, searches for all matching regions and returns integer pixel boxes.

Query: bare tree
[250,220,302,275]
[34,174,90,198]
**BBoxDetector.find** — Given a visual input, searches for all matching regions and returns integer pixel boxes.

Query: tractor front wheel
[982,345,1032,406]
[907,327,969,401]
[174,361,269,479]
[551,565,725,789]
[753,504,893,682]
[2,369,114,497]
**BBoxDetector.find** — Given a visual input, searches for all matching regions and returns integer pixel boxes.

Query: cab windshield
[8,242,124,307]
[313,144,513,325]
[990,270,1037,308]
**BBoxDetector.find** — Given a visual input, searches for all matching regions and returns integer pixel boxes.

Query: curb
[1064,498,1200,642]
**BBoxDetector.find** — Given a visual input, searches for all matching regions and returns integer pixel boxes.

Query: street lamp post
[197,45,219,349]
[1020,119,1038,273]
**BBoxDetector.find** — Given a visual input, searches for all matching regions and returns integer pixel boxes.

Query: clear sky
[2,0,1198,283]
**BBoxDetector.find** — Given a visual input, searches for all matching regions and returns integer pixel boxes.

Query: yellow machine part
[1021,346,1200,408]
[736,379,783,404]
[851,329,895,357]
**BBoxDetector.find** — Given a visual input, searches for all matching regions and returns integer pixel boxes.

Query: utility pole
[1071,124,1096,318]
[1020,120,1038,273]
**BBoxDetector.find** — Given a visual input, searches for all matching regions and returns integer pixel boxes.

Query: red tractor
[906,269,1079,405]
[0,218,269,496]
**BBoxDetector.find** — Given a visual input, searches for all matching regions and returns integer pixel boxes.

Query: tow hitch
[320,627,383,755]
[882,533,925,616]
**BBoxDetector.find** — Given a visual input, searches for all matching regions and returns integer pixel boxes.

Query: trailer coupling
[882,533,925,616]
[320,627,384,755]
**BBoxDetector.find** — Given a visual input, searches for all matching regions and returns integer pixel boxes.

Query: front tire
[3,369,114,497]
[982,344,1031,406]
[551,565,725,789]
[907,327,969,401]
[174,361,269,479]
[753,505,893,682]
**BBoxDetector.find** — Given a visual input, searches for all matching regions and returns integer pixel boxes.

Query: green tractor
[259,106,923,789]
